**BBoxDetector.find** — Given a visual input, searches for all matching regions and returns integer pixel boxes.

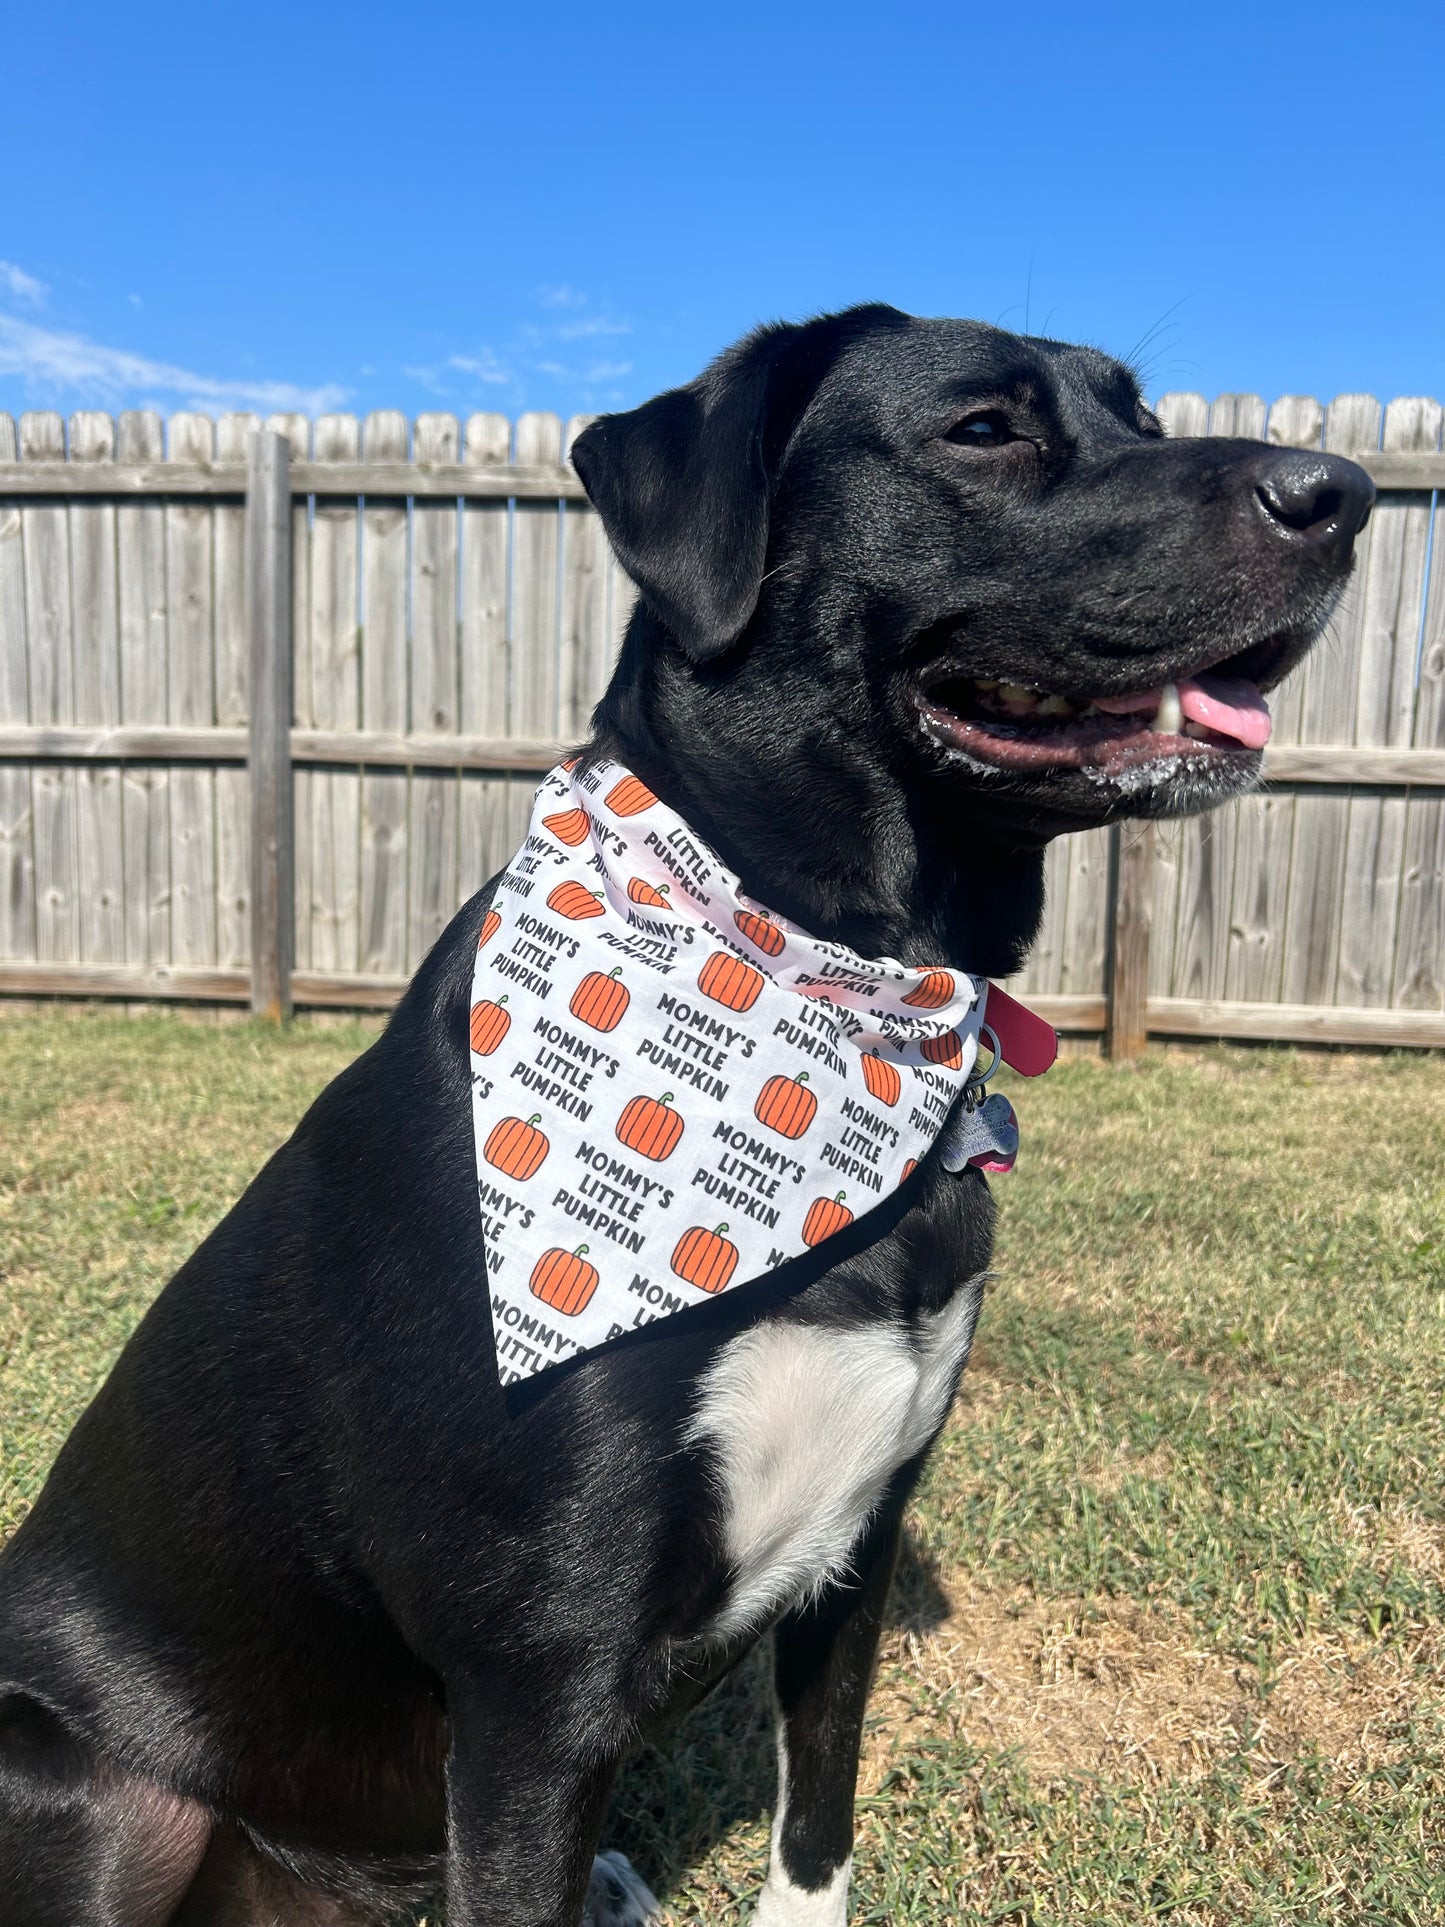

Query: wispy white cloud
[0,260,48,308]
[447,349,513,386]
[409,288,636,410]
[554,313,631,342]
[0,313,348,415]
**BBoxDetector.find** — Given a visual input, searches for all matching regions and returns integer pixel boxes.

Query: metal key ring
[972,1022,1002,1088]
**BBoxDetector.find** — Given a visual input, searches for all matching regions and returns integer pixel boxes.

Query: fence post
[246,428,294,1021]
[1106,821,1153,1060]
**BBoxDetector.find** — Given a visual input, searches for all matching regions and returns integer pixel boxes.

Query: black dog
[0,306,1372,1925]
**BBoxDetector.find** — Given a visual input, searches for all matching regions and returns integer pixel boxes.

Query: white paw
[752,1854,851,1924]
[585,1848,662,1926]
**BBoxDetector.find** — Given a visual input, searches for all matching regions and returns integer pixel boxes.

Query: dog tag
[939,1090,1020,1174]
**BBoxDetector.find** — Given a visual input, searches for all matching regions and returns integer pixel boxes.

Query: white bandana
[470,758,989,1384]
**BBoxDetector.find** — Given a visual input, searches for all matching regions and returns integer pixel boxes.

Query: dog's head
[573,305,1372,845]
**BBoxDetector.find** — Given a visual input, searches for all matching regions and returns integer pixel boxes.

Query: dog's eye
[944,411,1014,448]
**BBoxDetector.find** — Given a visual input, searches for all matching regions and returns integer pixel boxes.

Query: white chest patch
[685,1286,983,1642]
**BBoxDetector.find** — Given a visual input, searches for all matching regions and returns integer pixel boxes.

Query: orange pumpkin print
[530,1244,599,1316]
[570,966,629,1033]
[606,775,657,817]
[547,881,604,921]
[616,1091,684,1162]
[543,805,591,847]
[754,1071,816,1140]
[560,755,580,771]
[903,968,956,1010]
[477,908,501,949]
[698,951,764,1013]
[901,1158,919,1183]
[922,1029,964,1070]
[671,1222,739,1293]
[861,1052,901,1108]
[483,1113,550,1180]
[733,908,785,958]
[469,995,511,1056]
[627,877,670,908]
[803,1191,854,1247]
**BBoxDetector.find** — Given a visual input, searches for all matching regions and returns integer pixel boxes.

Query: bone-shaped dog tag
[939,1090,1020,1174]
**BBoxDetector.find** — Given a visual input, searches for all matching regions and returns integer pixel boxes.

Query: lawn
[1,1011,1442,1924]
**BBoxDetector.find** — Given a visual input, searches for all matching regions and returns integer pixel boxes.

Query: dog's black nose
[1253,450,1375,555]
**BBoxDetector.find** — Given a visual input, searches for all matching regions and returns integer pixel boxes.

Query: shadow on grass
[604,1529,952,1903]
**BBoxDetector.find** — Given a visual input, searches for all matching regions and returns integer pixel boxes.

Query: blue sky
[2,1,1441,427]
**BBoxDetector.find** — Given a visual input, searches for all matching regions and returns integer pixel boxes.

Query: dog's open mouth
[916,666,1274,776]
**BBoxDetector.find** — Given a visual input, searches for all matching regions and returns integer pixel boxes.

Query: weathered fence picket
[0,398,1441,1048]
[115,411,169,975]
[215,412,255,977]
[246,427,293,1021]
[0,414,28,967]
[360,410,410,982]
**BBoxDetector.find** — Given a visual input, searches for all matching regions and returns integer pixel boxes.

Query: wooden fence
[0,397,1442,1051]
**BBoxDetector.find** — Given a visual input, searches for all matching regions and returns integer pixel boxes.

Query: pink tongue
[1092,676,1272,749]
[1178,674,1272,749]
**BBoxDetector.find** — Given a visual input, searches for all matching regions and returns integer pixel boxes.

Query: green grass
[2,1011,1443,1922]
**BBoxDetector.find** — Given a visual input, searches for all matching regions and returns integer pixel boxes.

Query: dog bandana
[471,758,1002,1385]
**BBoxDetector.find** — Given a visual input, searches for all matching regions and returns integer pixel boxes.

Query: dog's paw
[751,1855,851,1924]
[584,1848,662,1925]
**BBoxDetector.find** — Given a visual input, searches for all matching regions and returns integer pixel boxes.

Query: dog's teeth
[998,682,1040,709]
[974,678,1001,692]
[1183,720,1210,740]
[1154,682,1183,733]
[1038,694,1074,718]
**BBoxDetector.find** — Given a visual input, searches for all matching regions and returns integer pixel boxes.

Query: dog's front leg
[443,1686,619,1927]
[754,1493,905,1925]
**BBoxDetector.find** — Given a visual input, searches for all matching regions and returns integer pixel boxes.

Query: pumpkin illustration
[627,877,670,908]
[903,968,956,1010]
[477,908,501,949]
[671,1222,739,1294]
[560,755,580,771]
[902,1158,919,1183]
[530,1244,599,1316]
[733,907,785,958]
[922,1029,965,1070]
[616,1091,684,1162]
[861,1052,902,1107]
[698,951,764,1013]
[483,1113,550,1180]
[803,1191,854,1247]
[606,774,657,817]
[754,1071,816,1140]
[570,966,630,1033]
[547,880,605,921]
[469,995,511,1056]
[542,805,591,847]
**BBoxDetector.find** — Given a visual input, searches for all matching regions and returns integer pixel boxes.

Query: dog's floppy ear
[571,306,907,661]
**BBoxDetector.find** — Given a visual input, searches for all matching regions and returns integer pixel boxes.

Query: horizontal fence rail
[1,397,1443,1050]
[0,460,590,499]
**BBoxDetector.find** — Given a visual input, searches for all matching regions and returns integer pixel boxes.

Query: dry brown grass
[870,1578,1443,1790]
